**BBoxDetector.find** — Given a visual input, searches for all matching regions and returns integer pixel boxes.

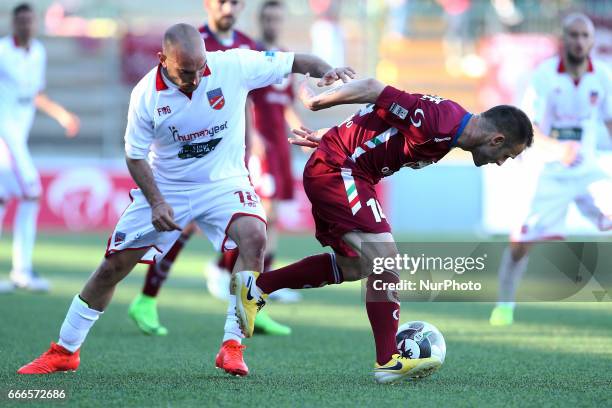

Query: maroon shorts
[250,143,294,201]
[266,144,294,200]
[303,150,391,257]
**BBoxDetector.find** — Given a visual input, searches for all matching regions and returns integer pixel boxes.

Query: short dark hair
[481,105,534,147]
[13,3,33,18]
[259,0,283,19]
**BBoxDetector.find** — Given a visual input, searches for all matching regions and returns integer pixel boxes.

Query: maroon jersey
[199,25,258,51]
[250,53,295,146]
[319,86,472,184]
[249,62,296,200]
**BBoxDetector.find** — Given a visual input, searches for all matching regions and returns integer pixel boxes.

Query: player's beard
[565,48,589,66]
[263,30,277,45]
[216,16,235,32]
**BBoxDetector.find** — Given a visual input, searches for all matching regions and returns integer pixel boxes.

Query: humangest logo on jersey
[168,121,228,142]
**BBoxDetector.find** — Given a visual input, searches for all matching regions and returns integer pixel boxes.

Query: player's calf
[81,250,145,310]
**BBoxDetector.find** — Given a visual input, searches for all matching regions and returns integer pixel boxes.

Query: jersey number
[366,198,386,223]
[235,190,258,208]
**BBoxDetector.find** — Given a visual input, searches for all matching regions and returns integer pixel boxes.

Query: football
[396,321,446,375]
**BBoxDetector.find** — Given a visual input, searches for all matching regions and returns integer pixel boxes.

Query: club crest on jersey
[590,91,599,105]
[207,88,225,110]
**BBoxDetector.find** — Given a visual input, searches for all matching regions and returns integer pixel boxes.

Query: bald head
[562,13,595,35]
[158,23,208,94]
[561,13,595,65]
[163,23,206,55]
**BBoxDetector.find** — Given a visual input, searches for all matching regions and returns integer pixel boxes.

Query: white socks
[12,200,39,275]
[497,246,529,306]
[223,294,243,343]
[58,295,103,353]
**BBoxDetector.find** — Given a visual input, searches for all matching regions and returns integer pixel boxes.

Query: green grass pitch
[0,232,611,407]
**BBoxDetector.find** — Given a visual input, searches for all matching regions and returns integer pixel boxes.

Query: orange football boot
[215,340,248,376]
[17,342,80,374]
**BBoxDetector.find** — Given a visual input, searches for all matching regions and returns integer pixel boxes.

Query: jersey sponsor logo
[207,87,225,110]
[169,121,228,142]
[177,138,222,159]
[157,106,172,116]
[434,137,451,142]
[550,127,582,141]
[421,94,446,104]
[389,102,408,119]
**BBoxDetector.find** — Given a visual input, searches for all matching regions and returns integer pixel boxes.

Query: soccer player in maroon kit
[233,77,534,383]
[248,0,305,304]
[128,0,291,337]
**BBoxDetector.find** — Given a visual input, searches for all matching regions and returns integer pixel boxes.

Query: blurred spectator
[0,3,80,294]
[384,0,411,39]
[309,0,345,67]
[45,1,116,38]
[491,0,523,27]
[436,0,487,78]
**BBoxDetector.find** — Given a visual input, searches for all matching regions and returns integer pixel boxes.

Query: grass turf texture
[0,232,611,407]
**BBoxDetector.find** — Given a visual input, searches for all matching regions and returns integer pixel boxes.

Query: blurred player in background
[0,3,80,294]
[128,0,291,337]
[233,76,533,383]
[490,13,612,326]
[248,0,305,304]
[17,23,354,376]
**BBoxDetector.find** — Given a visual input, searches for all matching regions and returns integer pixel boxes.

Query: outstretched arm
[291,53,356,86]
[298,76,386,111]
[35,93,80,137]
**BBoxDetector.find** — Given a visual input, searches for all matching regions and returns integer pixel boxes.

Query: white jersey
[522,56,612,173]
[124,49,294,187]
[0,36,46,140]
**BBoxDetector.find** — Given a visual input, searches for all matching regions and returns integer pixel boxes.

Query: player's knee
[340,265,363,281]
[335,256,369,281]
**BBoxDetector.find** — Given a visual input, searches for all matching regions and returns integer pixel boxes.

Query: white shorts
[0,136,41,200]
[512,168,612,241]
[105,178,266,264]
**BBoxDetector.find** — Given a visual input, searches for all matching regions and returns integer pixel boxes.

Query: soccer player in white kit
[0,3,80,293]
[490,13,612,326]
[17,23,356,375]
